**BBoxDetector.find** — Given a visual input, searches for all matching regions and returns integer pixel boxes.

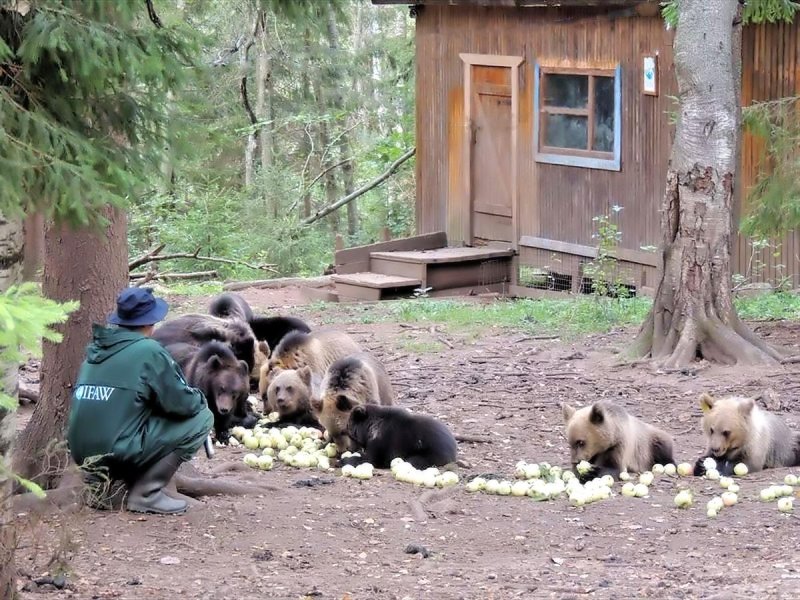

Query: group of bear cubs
[152,293,456,470]
[153,293,800,480]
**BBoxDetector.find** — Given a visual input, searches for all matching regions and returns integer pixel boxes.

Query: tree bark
[632,0,782,367]
[324,8,358,237]
[0,213,23,600]
[22,212,44,281]
[12,208,128,486]
[256,32,275,215]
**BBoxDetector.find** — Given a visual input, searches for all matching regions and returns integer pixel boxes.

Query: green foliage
[740,96,800,238]
[735,291,800,320]
[123,0,415,279]
[0,283,78,410]
[0,0,198,226]
[583,206,629,299]
[662,0,798,28]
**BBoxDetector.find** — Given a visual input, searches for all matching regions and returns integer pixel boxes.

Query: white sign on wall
[643,55,658,96]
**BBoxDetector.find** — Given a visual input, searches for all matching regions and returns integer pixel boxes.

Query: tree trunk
[241,41,257,189]
[632,0,781,367]
[22,213,44,281]
[13,208,128,486]
[0,214,23,600]
[256,34,275,215]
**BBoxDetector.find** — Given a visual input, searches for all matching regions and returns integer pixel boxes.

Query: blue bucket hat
[108,287,169,327]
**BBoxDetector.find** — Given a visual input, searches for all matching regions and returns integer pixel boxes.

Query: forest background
[126,0,416,280]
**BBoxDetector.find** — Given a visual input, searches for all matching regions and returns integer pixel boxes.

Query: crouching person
[67,287,214,515]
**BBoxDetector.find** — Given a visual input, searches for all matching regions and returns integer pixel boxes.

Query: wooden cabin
[329,0,800,301]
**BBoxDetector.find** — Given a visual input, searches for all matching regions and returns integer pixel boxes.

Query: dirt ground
[14,287,800,600]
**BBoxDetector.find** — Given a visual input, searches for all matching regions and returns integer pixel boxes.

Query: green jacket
[67,325,210,466]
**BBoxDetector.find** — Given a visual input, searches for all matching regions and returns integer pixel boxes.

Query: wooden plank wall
[738,20,800,287]
[416,6,800,287]
[415,5,676,255]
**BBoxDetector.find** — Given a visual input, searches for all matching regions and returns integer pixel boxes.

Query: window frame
[533,64,622,171]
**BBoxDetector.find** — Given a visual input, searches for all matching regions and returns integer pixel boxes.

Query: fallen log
[223,275,333,291]
[130,270,218,282]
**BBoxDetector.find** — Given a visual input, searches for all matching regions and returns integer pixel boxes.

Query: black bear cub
[184,341,255,443]
[342,405,457,470]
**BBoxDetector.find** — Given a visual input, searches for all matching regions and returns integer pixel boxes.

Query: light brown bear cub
[693,393,800,476]
[259,329,362,392]
[562,400,674,482]
[312,353,394,452]
[264,366,322,429]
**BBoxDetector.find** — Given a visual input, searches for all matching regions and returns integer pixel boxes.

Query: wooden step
[332,272,423,301]
[370,246,514,264]
[332,272,422,289]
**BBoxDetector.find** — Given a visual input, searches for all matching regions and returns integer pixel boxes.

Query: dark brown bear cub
[341,405,457,470]
[208,292,254,322]
[184,341,253,444]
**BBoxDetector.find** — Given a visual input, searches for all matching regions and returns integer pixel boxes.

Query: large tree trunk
[12,208,128,486]
[256,33,275,215]
[0,214,23,600]
[22,213,44,281]
[632,0,781,367]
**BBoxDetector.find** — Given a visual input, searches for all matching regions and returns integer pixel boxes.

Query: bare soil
[14,288,800,600]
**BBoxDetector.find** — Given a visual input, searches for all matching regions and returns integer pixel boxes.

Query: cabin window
[534,64,622,171]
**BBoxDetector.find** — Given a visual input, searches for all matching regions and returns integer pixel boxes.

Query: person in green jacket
[67,287,213,515]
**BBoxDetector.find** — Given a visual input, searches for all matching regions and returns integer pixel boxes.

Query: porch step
[370,246,514,264]
[332,272,422,301]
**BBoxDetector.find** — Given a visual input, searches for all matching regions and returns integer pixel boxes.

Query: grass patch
[734,292,800,321]
[315,296,652,337]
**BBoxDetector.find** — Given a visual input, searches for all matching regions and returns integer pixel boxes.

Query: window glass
[592,76,615,152]
[545,114,588,150]
[544,74,588,108]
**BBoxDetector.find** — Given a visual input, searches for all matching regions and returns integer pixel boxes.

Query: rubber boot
[126,452,188,515]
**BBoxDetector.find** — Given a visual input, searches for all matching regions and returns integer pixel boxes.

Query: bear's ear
[238,360,249,377]
[297,366,312,386]
[350,405,368,422]
[738,397,755,415]
[310,396,323,413]
[206,355,223,370]
[699,393,715,413]
[561,403,576,423]
[336,395,354,412]
[589,403,605,425]
[258,341,270,358]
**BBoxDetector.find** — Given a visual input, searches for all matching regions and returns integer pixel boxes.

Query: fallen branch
[781,355,800,364]
[128,243,167,270]
[289,156,354,213]
[303,147,416,225]
[129,246,278,273]
[130,270,218,281]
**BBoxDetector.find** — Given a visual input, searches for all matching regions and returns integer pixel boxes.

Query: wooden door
[461,54,524,248]
[472,68,513,243]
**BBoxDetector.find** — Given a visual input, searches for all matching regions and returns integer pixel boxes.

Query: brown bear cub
[693,393,800,476]
[312,353,394,452]
[153,314,258,374]
[264,366,322,429]
[184,341,254,443]
[342,405,457,470]
[562,400,674,482]
[261,329,362,390]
